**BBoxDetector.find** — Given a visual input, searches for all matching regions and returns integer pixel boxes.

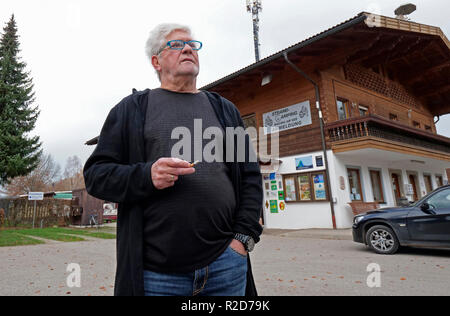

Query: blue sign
[28,192,44,201]
[295,156,313,170]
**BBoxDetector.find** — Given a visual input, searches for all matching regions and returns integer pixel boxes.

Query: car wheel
[366,225,400,255]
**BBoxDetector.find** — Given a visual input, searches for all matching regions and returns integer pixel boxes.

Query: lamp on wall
[407,109,412,119]
[261,73,272,86]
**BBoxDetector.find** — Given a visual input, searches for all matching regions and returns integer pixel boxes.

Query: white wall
[262,150,334,230]
[330,150,450,228]
[261,148,449,230]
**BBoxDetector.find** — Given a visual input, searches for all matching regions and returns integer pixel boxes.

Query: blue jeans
[143,245,248,296]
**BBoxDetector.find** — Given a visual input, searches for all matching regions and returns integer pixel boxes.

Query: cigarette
[190,160,200,167]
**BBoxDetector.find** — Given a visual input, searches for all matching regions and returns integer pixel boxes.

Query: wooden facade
[0,197,72,227]
[202,12,450,160]
[71,188,104,226]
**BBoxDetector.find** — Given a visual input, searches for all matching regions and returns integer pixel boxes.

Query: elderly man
[83,23,263,296]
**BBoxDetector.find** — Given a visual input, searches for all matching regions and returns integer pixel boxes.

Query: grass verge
[14,228,86,242]
[0,230,46,247]
[46,227,116,240]
[0,227,116,247]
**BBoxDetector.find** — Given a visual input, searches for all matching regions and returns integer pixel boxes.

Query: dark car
[353,185,450,254]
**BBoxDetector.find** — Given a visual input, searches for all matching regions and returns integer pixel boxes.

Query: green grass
[14,229,86,242]
[45,227,116,240]
[0,230,45,247]
[0,227,116,247]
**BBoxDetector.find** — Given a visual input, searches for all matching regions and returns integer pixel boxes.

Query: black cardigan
[83,89,263,296]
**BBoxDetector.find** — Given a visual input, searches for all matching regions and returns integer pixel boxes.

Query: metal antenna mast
[246,0,262,62]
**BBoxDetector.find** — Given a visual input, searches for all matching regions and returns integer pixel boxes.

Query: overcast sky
[0,0,449,171]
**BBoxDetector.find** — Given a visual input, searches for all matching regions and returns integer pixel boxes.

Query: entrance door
[391,173,401,204]
[409,174,419,202]
[424,175,433,194]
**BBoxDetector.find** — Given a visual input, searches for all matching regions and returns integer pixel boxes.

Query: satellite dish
[395,3,417,19]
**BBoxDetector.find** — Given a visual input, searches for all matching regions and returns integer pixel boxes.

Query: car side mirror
[421,203,435,215]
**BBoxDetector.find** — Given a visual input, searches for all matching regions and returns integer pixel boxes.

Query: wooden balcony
[326,115,450,160]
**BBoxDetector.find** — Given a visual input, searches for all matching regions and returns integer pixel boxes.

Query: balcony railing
[326,115,450,154]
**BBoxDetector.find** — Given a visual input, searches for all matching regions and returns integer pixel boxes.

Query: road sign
[28,192,44,201]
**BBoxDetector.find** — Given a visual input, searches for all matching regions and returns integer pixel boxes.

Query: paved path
[1,229,449,296]
[0,238,116,296]
[253,232,450,296]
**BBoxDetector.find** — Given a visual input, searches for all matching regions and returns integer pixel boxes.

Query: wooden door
[392,173,401,202]
[424,175,433,194]
[409,174,419,201]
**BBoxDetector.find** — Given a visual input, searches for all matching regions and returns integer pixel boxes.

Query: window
[359,105,369,117]
[242,113,257,150]
[242,114,257,130]
[389,113,398,121]
[297,175,312,201]
[369,170,385,203]
[312,173,327,201]
[425,125,432,132]
[282,172,328,202]
[347,168,363,201]
[284,176,297,202]
[336,98,350,120]
[413,121,420,128]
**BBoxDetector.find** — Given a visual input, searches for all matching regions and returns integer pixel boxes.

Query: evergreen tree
[0,15,42,185]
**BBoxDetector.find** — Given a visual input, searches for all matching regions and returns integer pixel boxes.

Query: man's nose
[181,43,194,53]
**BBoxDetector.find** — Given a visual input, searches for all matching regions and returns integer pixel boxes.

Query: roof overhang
[85,136,99,146]
[201,12,450,117]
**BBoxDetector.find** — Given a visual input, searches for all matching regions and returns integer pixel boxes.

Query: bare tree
[63,156,82,179]
[62,155,84,190]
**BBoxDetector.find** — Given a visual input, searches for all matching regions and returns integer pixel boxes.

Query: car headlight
[354,216,365,225]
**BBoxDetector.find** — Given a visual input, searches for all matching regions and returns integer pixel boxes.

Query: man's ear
[151,55,162,73]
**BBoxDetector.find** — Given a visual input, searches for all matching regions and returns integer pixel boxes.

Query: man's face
[153,30,200,80]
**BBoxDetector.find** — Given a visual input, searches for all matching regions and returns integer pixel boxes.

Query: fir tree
[0,15,42,185]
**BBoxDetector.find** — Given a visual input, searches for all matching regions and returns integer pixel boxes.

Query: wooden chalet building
[201,12,450,229]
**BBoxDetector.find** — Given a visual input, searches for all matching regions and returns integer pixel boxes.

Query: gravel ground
[1,229,449,296]
[0,238,116,296]
[253,233,450,296]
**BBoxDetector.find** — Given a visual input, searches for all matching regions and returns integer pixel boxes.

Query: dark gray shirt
[143,88,236,273]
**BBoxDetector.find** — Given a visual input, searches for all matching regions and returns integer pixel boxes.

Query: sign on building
[28,192,44,201]
[263,100,312,135]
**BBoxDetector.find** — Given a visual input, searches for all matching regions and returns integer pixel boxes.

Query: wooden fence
[0,197,72,228]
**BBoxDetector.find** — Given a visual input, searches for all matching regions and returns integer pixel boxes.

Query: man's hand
[230,239,248,257]
[151,158,195,190]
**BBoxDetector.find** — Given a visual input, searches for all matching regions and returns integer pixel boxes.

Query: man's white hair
[145,23,193,80]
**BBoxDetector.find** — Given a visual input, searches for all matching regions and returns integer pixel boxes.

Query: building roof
[201,12,368,90]
[201,12,450,117]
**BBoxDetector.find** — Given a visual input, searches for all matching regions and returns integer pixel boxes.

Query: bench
[349,202,379,216]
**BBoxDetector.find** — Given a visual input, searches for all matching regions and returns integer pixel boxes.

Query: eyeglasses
[163,40,203,52]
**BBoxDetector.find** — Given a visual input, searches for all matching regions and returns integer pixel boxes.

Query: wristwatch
[234,233,256,252]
